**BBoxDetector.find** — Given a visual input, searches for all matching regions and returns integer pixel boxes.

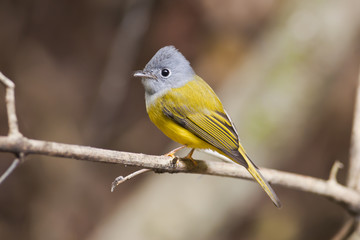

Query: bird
[134,45,281,208]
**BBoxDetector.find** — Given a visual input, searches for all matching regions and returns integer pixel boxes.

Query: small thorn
[329,160,343,183]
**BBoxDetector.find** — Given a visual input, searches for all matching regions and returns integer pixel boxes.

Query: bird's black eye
[161,68,171,78]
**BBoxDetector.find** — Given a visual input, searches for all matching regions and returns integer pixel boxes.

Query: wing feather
[158,77,248,166]
[163,105,247,166]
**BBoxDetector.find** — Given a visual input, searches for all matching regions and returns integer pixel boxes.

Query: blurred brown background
[0,0,360,239]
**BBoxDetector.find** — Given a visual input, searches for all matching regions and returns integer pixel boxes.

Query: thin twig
[0,72,23,183]
[331,218,356,240]
[348,64,360,191]
[0,72,22,137]
[333,64,360,238]
[0,71,14,88]
[329,161,344,183]
[0,158,20,184]
[111,168,151,192]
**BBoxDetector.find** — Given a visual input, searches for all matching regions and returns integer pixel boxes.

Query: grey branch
[0,135,359,213]
[0,72,22,137]
[0,72,23,183]
[0,72,360,215]
[347,65,360,237]
[349,67,360,191]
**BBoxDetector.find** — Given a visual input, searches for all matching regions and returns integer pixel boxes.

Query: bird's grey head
[134,46,195,96]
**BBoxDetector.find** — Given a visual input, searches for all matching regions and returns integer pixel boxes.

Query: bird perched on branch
[134,46,281,208]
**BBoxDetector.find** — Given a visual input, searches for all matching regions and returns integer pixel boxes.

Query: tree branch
[0,72,22,137]
[0,72,360,215]
[0,135,359,212]
[349,65,360,191]
[0,72,23,183]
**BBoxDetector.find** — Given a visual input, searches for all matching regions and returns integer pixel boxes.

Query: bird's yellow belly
[147,101,215,151]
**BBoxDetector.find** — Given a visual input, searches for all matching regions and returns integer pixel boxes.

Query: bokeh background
[0,0,360,239]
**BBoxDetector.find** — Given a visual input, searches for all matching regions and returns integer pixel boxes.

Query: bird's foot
[164,145,186,158]
[183,148,197,166]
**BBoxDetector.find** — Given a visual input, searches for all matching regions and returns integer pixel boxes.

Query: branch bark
[349,65,360,191]
[347,65,360,240]
[0,135,359,213]
[0,72,21,137]
[1,70,360,217]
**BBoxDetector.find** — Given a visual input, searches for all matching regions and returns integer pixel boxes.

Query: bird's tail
[238,147,282,208]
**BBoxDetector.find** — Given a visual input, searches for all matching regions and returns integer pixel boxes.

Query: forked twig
[0,72,24,184]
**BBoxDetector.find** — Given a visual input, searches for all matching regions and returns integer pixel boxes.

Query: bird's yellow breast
[146,76,220,151]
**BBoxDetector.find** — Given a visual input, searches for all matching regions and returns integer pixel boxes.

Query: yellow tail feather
[239,148,282,208]
[246,162,281,208]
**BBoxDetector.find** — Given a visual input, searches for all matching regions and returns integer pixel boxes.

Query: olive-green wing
[162,105,247,167]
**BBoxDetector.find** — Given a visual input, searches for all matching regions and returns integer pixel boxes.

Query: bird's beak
[133,70,156,79]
